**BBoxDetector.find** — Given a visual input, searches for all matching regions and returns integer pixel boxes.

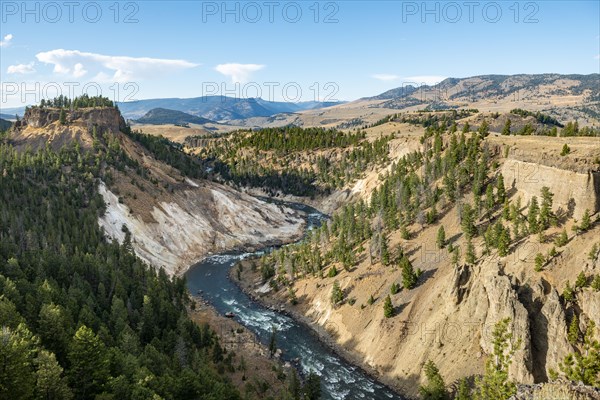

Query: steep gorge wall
[501,159,600,219]
[98,181,305,275]
[99,183,305,274]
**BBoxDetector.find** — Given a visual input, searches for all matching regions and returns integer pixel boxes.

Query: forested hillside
[187,126,392,197]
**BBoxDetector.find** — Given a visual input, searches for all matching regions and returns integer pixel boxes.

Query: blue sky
[1,0,599,107]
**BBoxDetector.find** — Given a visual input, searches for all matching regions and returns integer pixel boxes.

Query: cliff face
[9,106,128,151]
[502,159,600,219]
[98,181,304,275]
[14,106,126,131]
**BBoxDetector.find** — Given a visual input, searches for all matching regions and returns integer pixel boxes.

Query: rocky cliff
[502,159,600,219]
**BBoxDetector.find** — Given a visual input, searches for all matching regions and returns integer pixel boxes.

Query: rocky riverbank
[229,260,413,399]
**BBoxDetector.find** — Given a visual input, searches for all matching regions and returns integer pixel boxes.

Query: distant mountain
[117,96,345,121]
[0,118,12,131]
[134,108,215,125]
[0,111,23,120]
[362,74,600,109]
[365,85,419,101]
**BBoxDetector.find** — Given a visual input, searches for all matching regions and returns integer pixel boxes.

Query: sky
[1,0,599,108]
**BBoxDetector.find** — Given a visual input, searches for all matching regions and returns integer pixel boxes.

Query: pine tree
[401,256,418,289]
[568,315,579,345]
[59,109,67,125]
[580,209,591,231]
[331,280,344,305]
[502,119,511,135]
[555,228,568,247]
[534,253,545,272]
[496,223,511,257]
[38,303,71,361]
[68,325,109,399]
[303,371,321,400]
[589,243,599,261]
[485,184,495,214]
[562,281,575,303]
[559,321,600,386]
[560,143,570,156]
[328,265,338,278]
[527,197,540,234]
[212,340,223,363]
[465,238,476,265]
[461,203,476,239]
[462,122,471,133]
[591,275,600,291]
[539,187,554,230]
[383,295,394,318]
[456,378,472,400]
[496,174,506,204]
[478,120,490,137]
[269,326,277,357]
[0,324,37,400]
[401,224,410,240]
[367,294,375,305]
[474,319,518,400]
[381,235,390,266]
[288,370,301,400]
[452,246,461,266]
[35,350,73,400]
[575,271,588,289]
[419,360,449,400]
[436,225,446,249]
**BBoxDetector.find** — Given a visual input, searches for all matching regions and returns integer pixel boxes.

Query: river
[185,202,406,400]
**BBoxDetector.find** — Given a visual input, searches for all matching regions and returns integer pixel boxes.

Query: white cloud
[372,74,400,81]
[402,75,448,86]
[594,54,600,60]
[73,63,87,78]
[215,63,265,83]
[0,34,13,47]
[7,62,36,74]
[35,49,198,82]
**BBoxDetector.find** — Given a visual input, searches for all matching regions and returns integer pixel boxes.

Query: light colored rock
[98,181,305,275]
[476,263,534,384]
[501,159,600,219]
[538,287,572,378]
[579,290,600,328]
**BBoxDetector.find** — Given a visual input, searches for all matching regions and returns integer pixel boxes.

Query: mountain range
[134,107,216,125]
[116,97,345,121]
[1,73,597,125]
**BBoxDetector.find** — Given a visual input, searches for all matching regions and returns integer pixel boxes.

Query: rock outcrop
[464,262,535,384]
[98,181,305,275]
[501,159,600,219]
